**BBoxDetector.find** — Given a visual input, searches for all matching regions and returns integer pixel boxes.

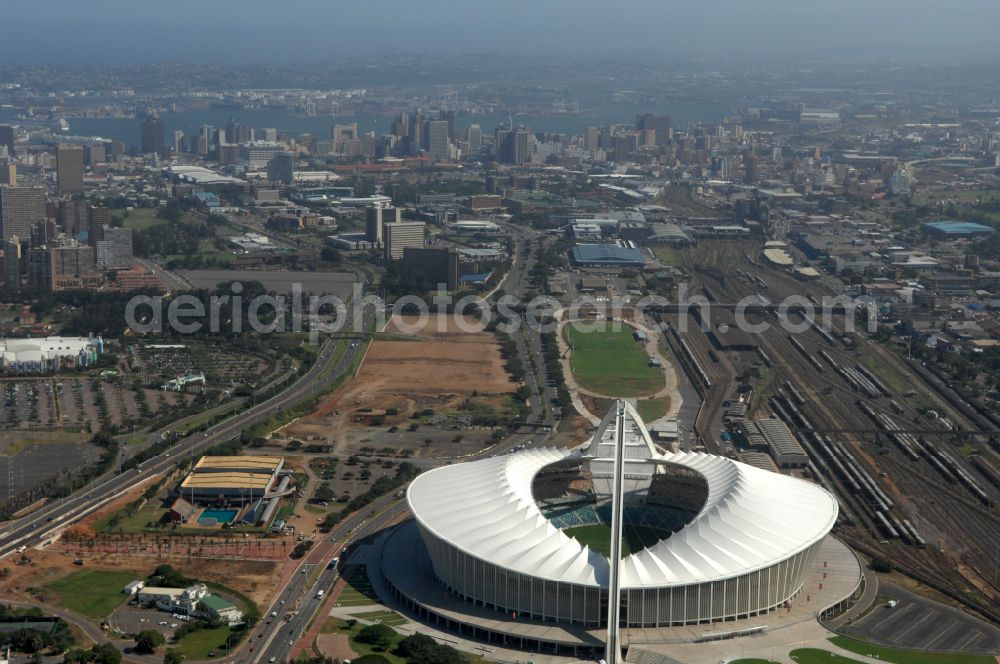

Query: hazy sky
[4,0,1000,65]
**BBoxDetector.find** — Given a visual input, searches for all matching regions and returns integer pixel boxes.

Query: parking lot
[844,584,1000,654]
[107,603,190,639]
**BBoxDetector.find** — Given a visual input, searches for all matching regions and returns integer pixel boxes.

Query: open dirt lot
[285,314,518,457]
[0,547,282,611]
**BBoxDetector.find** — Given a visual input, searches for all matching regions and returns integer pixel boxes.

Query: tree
[163,650,184,664]
[135,630,166,654]
[870,556,893,573]
[352,656,391,664]
[355,623,394,651]
[394,633,463,664]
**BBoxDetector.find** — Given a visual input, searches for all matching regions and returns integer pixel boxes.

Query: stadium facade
[406,403,838,627]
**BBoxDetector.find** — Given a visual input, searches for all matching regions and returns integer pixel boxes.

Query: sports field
[43,569,136,618]
[563,523,667,558]
[563,324,664,397]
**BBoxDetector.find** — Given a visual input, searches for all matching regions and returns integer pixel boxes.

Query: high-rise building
[583,127,600,152]
[95,225,133,270]
[0,126,14,158]
[57,144,85,195]
[365,206,403,246]
[425,120,450,161]
[85,143,106,165]
[889,167,911,195]
[383,221,425,260]
[173,130,186,154]
[495,126,529,165]
[331,123,358,154]
[266,153,295,184]
[401,247,459,290]
[467,124,482,154]
[87,206,111,247]
[28,242,96,291]
[3,235,22,290]
[58,197,88,239]
[0,186,47,241]
[635,113,671,145]
[140,114,166,157]
[240,142,285,169]
[0,160,15,186]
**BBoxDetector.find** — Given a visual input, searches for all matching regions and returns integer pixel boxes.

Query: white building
[0,336,104,373]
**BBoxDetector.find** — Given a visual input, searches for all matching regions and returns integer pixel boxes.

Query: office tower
[635,113,671,142]
[267,153,295,184]
[383,221,425,260]
[583,127,600,152]
[0,186,47,241]
[0,160,15,185]
[95,225,133,269]
[0,126,14,158]
[216,144,239,165]
[3,235,22,290]
[87,206,110,247]
[58,197,88,238]
[495,126,529,165]
[57,144,85,195]
[28,242,96,291]
[173,130,186,153]
[425,120,450,161]
[193,135,208,156]
[224,117,251,144]
[364,206,402,246]
[467,124,482,154]
[401,247,459,290]
[440,110,456,140]
[140,114,166,156]
[408,111,426,156]
[260,128,278,142]
[331,123,358,154]
[85,143,106,165]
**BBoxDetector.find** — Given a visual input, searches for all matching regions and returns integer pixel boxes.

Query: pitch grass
[563,524,667,558]
[827,636,997,664]
[563,324,664,397]
[43,569,137,618]
[171,625,235,659]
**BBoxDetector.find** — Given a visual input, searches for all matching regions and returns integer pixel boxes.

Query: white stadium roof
[408,404,837,589]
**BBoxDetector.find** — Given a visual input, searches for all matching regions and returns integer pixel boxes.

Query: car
[279,600,285,605]
[170,623,178,628]
[270,611,278,617]
[289,640,294,646]
[269,658,277,663]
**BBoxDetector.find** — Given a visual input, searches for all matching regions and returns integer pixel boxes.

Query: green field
[349,609,408,627]
[336,567,381,607]
[564,324,664,397]
[171,626,235,659]
[44,569,137,618]
[828,636,996,664]
[636,396,670,422]
[120,208,169,230]
[563,524,667,558]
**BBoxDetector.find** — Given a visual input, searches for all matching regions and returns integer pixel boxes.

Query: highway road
[0,303,377,561]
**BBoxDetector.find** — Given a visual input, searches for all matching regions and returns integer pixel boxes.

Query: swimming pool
[198,508,239,525]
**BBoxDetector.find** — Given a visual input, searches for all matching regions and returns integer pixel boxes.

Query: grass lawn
[94,502,170,533]
[349,609,408,627]
[0,428,87,455]
[790,649,864,663]
[120,208,168,231]
[562,524,667,558]
[321,618,485,664]
[171,625,235,659]
[563,324,664,397]
[828,636,997,664]
[44,570,137,619]
[636,396,670,422]
[336,567,381,607]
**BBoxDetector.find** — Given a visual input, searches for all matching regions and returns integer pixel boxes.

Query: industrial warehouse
[382,403,859,658]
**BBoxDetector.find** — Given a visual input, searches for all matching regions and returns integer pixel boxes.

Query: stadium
[403,403,839,630]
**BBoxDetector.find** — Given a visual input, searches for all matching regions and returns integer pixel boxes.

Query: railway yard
[651,241,1000,624]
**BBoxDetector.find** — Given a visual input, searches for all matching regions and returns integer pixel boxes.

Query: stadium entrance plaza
[326,522,870,664]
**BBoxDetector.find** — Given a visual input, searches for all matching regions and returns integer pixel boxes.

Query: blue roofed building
[923,221,995,238]
[571,242,647,268]
[194,192,221,208]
